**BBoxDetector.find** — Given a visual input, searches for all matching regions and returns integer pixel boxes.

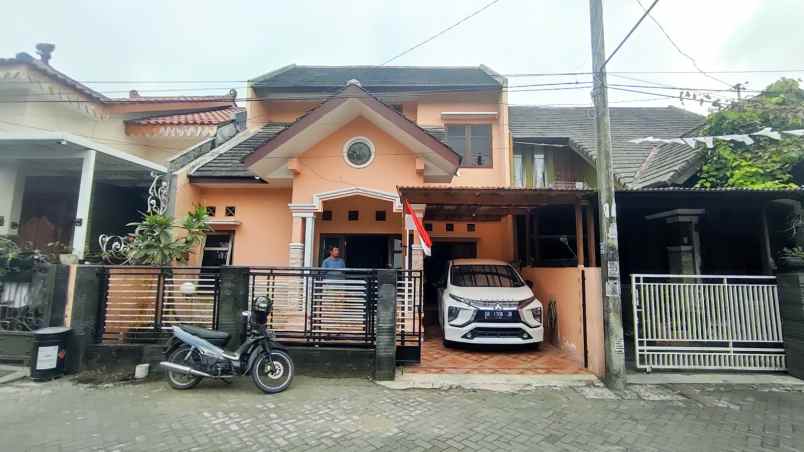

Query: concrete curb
[377,372,600,392]
[627,372,804,385]
[0,365,29,385]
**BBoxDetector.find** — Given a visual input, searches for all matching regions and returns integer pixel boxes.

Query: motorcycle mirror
[255,296,270,311]
[241,310,251,318]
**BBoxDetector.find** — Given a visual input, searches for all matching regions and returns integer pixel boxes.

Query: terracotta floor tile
[404,326,586,375]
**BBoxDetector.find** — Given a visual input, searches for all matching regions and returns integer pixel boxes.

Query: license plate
[480,310,514,321]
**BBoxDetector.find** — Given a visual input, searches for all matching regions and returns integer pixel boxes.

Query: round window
[343,137,375,168]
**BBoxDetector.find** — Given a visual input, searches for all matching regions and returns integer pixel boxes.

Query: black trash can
[30,327,72,381]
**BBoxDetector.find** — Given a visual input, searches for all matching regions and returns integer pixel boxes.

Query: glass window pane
[446,125,466,156]
[513,153,524,187]
[469,134,491,166]
[534,151,546,188]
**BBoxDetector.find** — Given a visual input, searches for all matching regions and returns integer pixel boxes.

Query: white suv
[438,259,543,346]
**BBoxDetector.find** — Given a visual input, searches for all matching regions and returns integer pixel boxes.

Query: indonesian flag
[404,200,432,256]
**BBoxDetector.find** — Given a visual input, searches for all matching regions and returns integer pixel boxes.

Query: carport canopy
[397,186,598,267]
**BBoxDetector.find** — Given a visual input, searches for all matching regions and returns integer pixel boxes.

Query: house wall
[290,116,424,204]
[519,266,605,377]
[428,218,514,262]
[197,187,293,267]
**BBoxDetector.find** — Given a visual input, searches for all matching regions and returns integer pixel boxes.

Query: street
[1,376,802,452]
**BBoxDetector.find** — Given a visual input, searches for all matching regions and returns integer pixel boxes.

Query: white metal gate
[631,274,786,371]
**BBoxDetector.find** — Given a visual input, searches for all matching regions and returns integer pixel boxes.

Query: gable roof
[192,84,460,182]
[250,64,503,91]
[127,106,244,126]
[0,53,235,105]
[508,106,704,187]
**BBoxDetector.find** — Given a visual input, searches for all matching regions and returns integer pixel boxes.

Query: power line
[380,0,502,65]
[601,0,660,71]
[634,0,733,89]
[504,69,804,77]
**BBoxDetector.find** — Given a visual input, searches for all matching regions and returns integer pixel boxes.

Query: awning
[397,186,593,221]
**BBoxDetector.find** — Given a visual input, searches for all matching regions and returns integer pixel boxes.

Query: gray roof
[508,106,704,187]
[251,65,502,90]
[192,123,289,180]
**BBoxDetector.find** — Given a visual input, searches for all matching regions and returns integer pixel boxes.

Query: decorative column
[646,209,705,275]
[72,150,96,259]
[407,203,427,271]
[302,215,315,267]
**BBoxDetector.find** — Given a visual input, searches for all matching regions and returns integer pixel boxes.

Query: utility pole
[589,0,626,390]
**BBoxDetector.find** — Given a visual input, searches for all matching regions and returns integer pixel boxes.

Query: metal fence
[396,270,423,362]
[100,267,220,344]
[0,280,41,332]
[631,274,786,371]
[248,267,378,346]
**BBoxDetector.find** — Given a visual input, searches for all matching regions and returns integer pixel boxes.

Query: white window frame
[342,136,376,169]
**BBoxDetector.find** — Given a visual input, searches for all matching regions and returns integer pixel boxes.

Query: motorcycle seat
[178,325,231,346]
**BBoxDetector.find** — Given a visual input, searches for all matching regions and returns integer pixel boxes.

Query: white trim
[303,216,315,267]
[440,111,499,119]
[342,136,376,169]
[313,187,402,212]
[73,150,96,259]
[288,203,317,215]
[0,131,166,172]
[207,218,242,227]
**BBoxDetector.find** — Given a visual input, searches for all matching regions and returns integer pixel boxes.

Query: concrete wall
[520,266,605,377]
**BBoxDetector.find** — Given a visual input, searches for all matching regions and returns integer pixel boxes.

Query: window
[513,148,546,188]
[450,264,524,288]
[322,210,333,221]
[225,206,236,217]
[375,210,386,221]
[343,137,375,168]
[446,223,454,232]
[447,124,492,168]
[467,223,476,232]
[201,233,233,266]
[348,210,359,221]
[205,206,216,217]
[424,223,433,232]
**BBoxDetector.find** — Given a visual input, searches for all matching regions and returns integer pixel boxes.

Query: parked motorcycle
[159,296,294,394]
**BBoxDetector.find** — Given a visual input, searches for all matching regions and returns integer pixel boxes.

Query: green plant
[107,205,209,266]
[0,237,49,279]
[779,246,804,259]
[696,78,804,189]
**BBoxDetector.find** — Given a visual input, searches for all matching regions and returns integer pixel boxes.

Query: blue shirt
[322,257,346,269]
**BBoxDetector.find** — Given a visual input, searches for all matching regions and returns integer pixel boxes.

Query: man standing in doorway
[322,246,346,269]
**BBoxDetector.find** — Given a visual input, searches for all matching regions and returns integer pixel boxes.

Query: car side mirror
[525,280,534,289]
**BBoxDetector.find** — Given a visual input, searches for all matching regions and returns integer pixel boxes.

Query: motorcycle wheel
[166,346,203,390]
[250,350,294,394]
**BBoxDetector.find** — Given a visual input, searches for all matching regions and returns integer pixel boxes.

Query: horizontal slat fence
[632,274,786,371]
[100,267,220,344]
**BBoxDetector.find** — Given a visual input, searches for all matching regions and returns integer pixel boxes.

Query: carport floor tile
[404,331,586,374]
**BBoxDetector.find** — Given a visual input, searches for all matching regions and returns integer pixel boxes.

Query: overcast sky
[3,0,803,114]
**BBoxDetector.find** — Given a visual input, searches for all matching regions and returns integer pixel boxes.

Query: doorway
[319,234,402,269]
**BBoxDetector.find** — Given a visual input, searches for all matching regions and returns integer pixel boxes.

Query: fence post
[65,266,104,374]
[777,271,804,378]
[218,267,250,347]
[374,269,397,381]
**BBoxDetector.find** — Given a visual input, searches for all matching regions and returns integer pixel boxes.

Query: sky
[2,0,803,114]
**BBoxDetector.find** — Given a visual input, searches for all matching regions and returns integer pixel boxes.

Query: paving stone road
[1,376,803,452]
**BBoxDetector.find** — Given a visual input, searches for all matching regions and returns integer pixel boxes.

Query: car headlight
[447,294,475,327]
[519,299,542,328]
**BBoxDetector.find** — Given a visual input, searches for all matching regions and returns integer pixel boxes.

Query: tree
[696,78,804,189]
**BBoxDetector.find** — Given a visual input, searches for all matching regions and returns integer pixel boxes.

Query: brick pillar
[777,271,804,378]
[411,245,424,271]
[374,269,397,381]
[218,266,250,347]
[289,243,304,267]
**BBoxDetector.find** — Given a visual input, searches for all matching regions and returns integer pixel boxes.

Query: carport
[398,186,605,377]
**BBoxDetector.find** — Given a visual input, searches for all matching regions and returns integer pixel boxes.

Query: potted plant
[778,247,804,271]
[0,237,48,282]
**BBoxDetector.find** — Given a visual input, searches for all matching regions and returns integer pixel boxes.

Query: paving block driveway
[0,376,803,452]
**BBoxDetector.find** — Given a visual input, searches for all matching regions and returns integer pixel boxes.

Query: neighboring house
[0,44,243,257]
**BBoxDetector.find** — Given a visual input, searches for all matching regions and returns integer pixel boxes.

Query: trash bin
[30,326,72,381]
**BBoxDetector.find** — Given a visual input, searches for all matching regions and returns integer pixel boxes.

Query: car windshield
[450,264,524,288]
